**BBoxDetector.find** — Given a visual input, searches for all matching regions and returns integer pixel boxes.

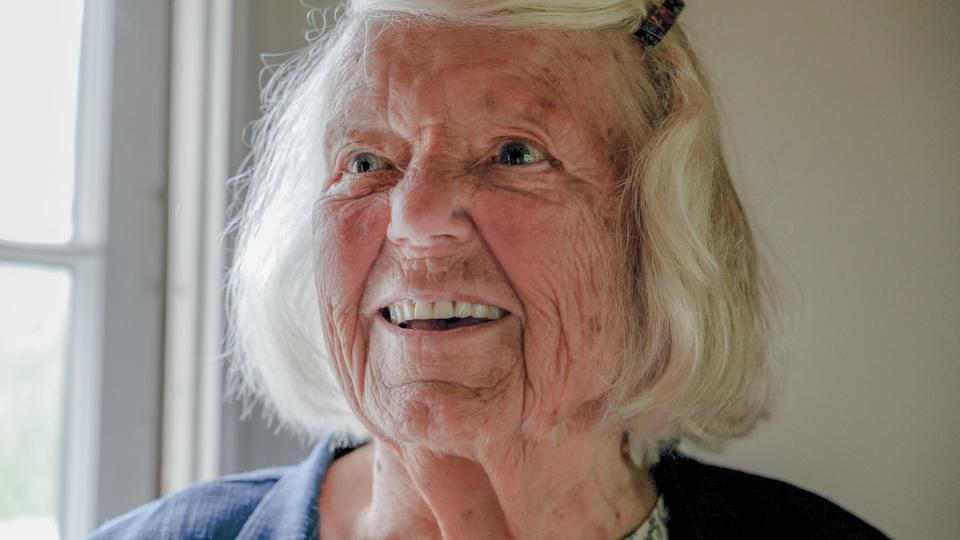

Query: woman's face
[313,22,634,448]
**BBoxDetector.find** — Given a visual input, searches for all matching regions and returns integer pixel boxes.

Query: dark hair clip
[636,0,685,47]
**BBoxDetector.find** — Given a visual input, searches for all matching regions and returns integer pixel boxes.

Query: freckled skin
[316,23,656,539]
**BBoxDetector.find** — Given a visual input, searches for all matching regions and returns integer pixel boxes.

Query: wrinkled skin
[314,22,656,539]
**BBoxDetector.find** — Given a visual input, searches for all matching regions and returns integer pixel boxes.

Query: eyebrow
[321,125,396,161]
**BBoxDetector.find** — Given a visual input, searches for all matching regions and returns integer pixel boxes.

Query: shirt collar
[236,437,336,540]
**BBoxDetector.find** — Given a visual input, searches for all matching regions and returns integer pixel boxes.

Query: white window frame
[60,0,113,536]
[87,0,240,530]
[0,1,115,538]
[2,1,249,536]
[31,1,175,537]
[81,0,235,532]
[162,0,234,494]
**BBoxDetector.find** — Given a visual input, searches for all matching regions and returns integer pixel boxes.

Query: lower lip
[374,312,511,338]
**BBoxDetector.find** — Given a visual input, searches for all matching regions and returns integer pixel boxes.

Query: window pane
[0,2,85,244]
[0,264,71,540]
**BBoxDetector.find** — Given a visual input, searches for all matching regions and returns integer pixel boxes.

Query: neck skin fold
[346,426,658,540]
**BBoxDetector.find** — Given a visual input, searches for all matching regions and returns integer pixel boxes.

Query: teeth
[454,301,472,318]
[414,300,431,319]
[434,300,455,319]
[385,299,507,325]
[472,304,489,319]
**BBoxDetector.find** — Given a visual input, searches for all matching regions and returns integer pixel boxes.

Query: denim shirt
[90,441,335,539]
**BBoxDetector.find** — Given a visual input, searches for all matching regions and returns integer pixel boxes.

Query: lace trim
[622,496,668,540]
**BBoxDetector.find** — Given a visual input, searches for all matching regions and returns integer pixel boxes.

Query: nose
[386,162,473,250]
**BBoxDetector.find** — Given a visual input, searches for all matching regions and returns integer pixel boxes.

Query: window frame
[69,0,171,536]
[59,1,113,536]
[161,0,234,494]
[86,0,171,534]
[3,1,254,536]
[0,0,120,537]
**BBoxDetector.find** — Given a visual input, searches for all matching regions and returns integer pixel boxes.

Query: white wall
[230,2,960,538]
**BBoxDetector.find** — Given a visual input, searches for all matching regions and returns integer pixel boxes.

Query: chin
[363,379,524,452]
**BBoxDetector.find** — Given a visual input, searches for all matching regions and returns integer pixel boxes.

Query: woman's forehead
[324,21,626,144]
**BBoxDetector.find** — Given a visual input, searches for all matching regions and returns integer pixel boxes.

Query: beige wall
[237,2,960,538]
[683,3,960,539]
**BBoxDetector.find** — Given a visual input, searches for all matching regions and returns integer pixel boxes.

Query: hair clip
[636,0,685,47]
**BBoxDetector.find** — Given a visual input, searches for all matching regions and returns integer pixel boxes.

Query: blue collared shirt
[90,442,335,539]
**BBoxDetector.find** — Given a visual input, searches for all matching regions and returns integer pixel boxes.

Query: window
[0,1,170,539]
[0,2,91,539]
[0,266,72,539]
[1,1,312,537]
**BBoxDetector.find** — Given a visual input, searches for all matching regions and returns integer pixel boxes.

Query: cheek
[474,188,623,411]
[312,195,390,395]
[314,195,390,301]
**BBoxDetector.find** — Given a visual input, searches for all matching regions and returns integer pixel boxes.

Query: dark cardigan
[90,439,890,539]
[650,450,890,539]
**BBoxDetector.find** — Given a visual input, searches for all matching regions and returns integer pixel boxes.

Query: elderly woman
[94,1,888,538]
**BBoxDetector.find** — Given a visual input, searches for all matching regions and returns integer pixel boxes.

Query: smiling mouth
[380,299,508,331]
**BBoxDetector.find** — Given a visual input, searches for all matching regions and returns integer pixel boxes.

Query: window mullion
[59,0,114,538]
[0,241,101,267]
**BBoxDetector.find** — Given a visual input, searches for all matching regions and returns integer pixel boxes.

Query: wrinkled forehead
[323,19,630,144]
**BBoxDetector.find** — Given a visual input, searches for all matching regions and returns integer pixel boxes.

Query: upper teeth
[387,300,506,325]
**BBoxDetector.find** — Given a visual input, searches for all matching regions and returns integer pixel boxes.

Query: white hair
[227,0,783,463]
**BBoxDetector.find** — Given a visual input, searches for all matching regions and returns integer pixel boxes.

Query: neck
[353,427,657,539]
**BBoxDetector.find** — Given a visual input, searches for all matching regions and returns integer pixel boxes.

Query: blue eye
[497,142,545,165]
[347,152,384,174]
